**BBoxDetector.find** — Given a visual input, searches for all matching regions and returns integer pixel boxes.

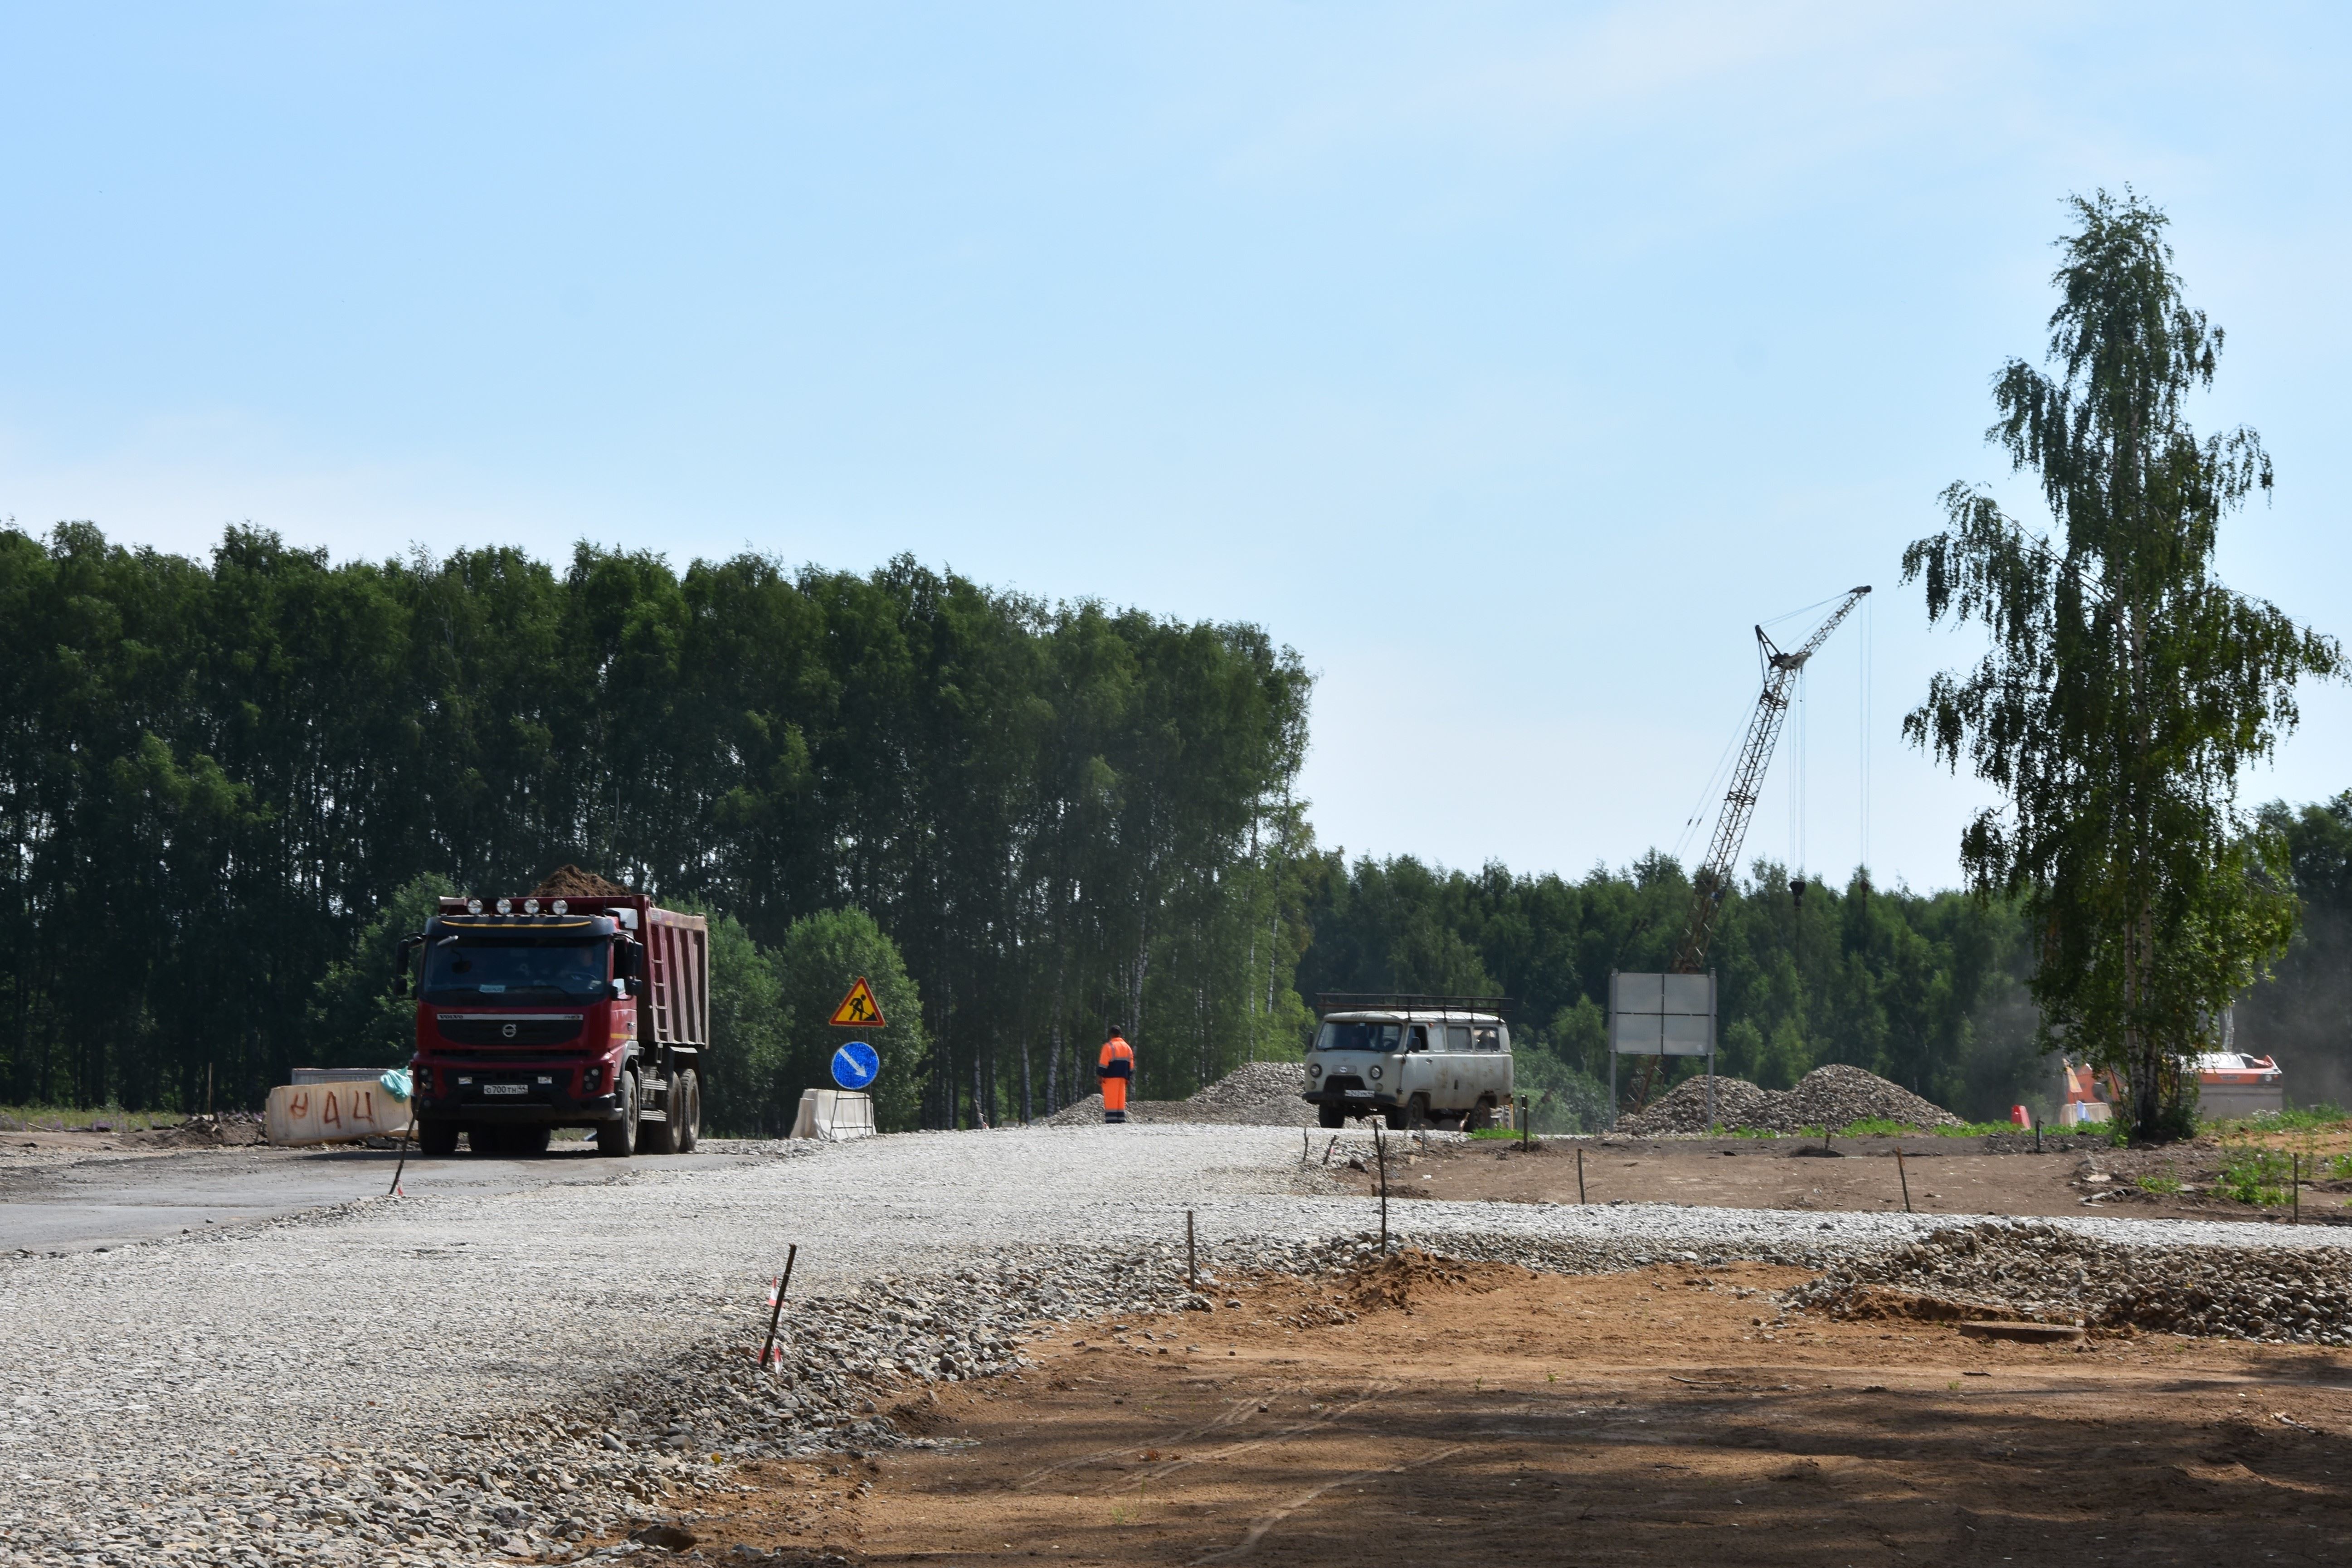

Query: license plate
[1344,1089,1373,1098]
[482,1083,527,1096]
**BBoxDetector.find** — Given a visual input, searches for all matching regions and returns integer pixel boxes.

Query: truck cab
[401,894,708,1158]
[1302,995,1513,1131]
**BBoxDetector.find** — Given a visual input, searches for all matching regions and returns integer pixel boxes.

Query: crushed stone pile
[1621,1063,1965,1135]
[1793,1220,2352,1345]
[1040,1061,1313,1129]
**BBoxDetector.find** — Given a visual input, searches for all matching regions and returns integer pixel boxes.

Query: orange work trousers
[1101,1076,1129,1114]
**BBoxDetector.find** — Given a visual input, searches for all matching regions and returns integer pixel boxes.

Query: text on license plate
[482,1083,527,1095]
[1344,1089,1373,1097]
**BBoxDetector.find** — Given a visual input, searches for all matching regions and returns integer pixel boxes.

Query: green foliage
[1296,854,2037,1121]
[2136,1172,2184,1195]
[0,527,1308,1120]
[1902,190,2341,1141]
[307,874,457,1069]
[2205,1102,2350,1135]
[696,909,793,1138]
[2216,1146,2293,1206]
[768,908,930,1132]
[1509,1046,1612,1134]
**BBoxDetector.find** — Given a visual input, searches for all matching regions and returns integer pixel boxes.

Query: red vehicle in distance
[396,893,709,1157]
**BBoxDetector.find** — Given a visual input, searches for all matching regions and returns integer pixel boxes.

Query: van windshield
[1316,1021,1403,1053]
[423,938,609,1004]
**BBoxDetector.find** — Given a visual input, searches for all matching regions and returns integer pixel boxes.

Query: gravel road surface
[6,1123,2347,1568]
[0,1142,698,1253]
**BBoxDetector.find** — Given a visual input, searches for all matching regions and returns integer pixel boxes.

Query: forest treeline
[0,522,1310,1125]
[5,524,2345,1127]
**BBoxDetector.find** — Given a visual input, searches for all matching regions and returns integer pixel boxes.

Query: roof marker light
[467,898,483,914]
[496,898,511,915]
[524,898,541,914]
[551,899,567,914]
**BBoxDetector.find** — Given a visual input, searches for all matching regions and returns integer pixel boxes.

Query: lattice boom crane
[1672,584,1871,974]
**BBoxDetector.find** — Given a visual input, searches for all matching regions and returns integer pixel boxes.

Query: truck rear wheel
[596,1073,639,1158]
[417,1120,458,1156]
[510,1126,551,1157]
[1466,1096,1497,1132]
[674,1069,701,1152]
[638,1073,680,1155]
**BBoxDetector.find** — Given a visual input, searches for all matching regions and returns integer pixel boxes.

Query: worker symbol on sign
[828,976,887,1028]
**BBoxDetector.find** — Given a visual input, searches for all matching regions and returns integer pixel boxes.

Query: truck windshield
[1315,1022,1403,1053]
[422,938,608,1004]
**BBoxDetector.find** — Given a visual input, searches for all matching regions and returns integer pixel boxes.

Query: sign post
[1606,971,1718,1131]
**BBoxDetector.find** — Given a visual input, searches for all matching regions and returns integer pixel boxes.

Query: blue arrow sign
[831,1040,881,1091]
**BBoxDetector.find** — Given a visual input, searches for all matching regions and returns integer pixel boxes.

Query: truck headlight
[1368,1065,1383,1081]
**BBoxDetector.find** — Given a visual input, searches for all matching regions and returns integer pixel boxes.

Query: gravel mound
[1794,1219,2352,1345]
[1621,1063,1964,1135]
[1040,1062,1313,1128]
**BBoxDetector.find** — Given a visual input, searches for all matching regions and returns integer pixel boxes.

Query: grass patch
[2205,1102,2350,1136]
[0,1104,181,1133]
[2136,1173,2184,1196]
[1468,1127,1522,1141]
[2216,1147,2293,1206]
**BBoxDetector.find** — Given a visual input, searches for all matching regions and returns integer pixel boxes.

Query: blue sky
[6,3,2350,890]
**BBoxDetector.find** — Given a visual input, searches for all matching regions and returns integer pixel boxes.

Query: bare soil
[1330,1133,2352,1224]
[677,1253,2352,1565]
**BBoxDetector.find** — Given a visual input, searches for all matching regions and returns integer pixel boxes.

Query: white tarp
[789,1088,876,1141]
[266,1080,411,1146]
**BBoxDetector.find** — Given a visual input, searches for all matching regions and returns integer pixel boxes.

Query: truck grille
[435,1014,585,1048]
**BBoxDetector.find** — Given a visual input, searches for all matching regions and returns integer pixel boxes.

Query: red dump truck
[396,893,710,1157]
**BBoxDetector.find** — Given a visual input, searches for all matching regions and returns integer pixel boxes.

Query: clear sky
[5,3,2349,892]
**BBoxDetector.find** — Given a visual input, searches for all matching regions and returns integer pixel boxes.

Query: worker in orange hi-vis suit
[1098,1027,1135,1124]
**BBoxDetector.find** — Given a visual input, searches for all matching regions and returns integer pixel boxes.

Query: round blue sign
[831,1040,881,1090]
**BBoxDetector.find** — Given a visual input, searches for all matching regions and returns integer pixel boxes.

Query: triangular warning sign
[828,976,887,1028]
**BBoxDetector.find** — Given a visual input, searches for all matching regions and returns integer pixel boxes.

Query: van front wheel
[1404,1094,1432,1131]
[1317,1103,1344,1130]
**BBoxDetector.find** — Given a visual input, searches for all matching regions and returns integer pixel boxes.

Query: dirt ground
[675,1254,2352,1566]
[1319,1133,2352,1224]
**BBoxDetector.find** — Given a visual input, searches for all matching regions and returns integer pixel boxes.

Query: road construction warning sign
[828,976,886,1028]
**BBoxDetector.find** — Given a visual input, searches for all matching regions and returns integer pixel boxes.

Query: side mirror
[614,940,645,981]
[392,934,424,997]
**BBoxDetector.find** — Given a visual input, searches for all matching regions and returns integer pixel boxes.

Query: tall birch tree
[1904,189,2340,1139]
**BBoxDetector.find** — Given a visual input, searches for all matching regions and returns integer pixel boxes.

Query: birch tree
[1904,189,2340,1139]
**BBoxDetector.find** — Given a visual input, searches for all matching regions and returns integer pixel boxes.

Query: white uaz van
[1301,999,1513,1131]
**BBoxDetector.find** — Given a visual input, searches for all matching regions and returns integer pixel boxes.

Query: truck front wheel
[597,1073,639,1158]
[417,1120,458,1157]
[638,1073,680,1155]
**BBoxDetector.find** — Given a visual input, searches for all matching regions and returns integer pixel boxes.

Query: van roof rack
[1315,992,1515,1017]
